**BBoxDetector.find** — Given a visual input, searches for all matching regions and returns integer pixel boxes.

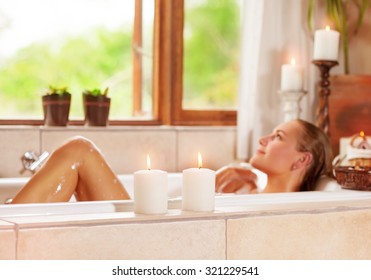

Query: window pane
[183,0,241,110]
[0,0,154,120]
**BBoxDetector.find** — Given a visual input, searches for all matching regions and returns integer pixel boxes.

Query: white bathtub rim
[1,189,371,219]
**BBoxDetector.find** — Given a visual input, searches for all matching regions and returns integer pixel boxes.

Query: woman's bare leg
[11,136,130,204]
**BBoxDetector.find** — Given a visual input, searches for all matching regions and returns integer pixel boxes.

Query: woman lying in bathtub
[11,119,334,204]
[216,119,334,194]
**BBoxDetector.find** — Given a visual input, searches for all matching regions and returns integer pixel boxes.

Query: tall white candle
[281,58,303,92]
[182,153,215,212]
[313,26,340,61]
[134,155,168,215]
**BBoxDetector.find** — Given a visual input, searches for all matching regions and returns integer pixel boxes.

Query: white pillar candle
[281,58,303,91]
[134,155,168,215]
[182,153,215,212]
[313,26,340,61]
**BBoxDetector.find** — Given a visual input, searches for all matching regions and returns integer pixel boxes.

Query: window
[155,0,240,125]
[0,0,239,125]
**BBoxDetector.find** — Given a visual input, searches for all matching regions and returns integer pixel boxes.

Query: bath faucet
[20,151,50,174]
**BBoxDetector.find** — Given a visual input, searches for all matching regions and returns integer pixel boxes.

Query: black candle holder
[312,60,338,136]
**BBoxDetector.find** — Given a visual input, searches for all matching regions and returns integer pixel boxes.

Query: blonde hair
[295,119,334,191]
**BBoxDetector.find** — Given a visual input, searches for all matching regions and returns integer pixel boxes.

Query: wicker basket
[334,166,371,191]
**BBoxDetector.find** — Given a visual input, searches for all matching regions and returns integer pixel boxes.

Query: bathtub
[0,173,184,204]
[0,169,266,217]
[2,172,371,261]
[0,169,353,219]
[0,173,182,217]
[0,168,269,205]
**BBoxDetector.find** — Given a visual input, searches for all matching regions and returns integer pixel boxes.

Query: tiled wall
[0,126,236,178]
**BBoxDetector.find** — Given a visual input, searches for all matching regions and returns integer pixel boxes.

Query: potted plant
[42,86,71,126]
[82,87,111,126]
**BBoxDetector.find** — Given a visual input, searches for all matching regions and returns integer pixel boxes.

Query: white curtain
[237,0,318,160]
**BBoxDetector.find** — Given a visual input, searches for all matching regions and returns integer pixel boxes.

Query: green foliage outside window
[0,27,132,119]
[183,0,241,110]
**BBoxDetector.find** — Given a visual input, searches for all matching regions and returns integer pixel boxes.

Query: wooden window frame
[132,0,143,117]
[154,0,236,126]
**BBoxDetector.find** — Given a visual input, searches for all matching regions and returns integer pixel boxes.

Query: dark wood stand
[312,60,338,136]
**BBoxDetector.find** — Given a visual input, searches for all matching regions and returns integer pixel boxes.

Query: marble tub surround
[0,125,236,177]
[1,191,371,259]
[0,220,16,260]
[227,209,371,260]
[1,208,227,260]
[11,215,226,260]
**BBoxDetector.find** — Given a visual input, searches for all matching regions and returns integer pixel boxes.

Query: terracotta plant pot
[42,93,71,126]
[83,94,111,126]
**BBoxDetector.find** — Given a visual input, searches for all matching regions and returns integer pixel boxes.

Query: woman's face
[249,121,304,175]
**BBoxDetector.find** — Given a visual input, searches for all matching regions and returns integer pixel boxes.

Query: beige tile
[0,220,16,259]
[0,128,40,177]
[0,126,236,177]
[41,128,177,173]
[17,219,225,259]
[227,209,371,260]
[177,127,236,171]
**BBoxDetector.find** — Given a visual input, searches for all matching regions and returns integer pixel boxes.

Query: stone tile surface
[0,220,16,259]
[0,128,40,177]
[41,128,177,173]
[227,209,371,259]
[177,128,236,171]
[17,219,226,259]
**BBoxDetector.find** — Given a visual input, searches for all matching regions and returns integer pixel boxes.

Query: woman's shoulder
[315,176,341,191]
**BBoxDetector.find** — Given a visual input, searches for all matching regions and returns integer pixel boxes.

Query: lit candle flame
[198,152,203,169]
[147,154,151,170]
[325,25,330,31]
[360,131,365,137]
[290,58,296,65]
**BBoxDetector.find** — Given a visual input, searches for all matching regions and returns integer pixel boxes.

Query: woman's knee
[59,136,98,155]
